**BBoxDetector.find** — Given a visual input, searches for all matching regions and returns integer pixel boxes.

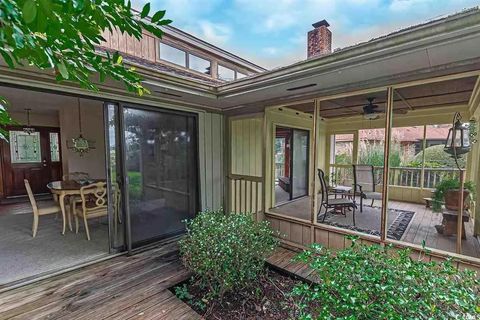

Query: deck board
[0,238,201,320]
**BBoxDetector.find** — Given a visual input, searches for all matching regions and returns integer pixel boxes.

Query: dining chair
[74,182,108,240]
[24,179,62,237]
[62,172,90,181]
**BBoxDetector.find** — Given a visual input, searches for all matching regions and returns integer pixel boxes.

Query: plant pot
[443,189,470,211]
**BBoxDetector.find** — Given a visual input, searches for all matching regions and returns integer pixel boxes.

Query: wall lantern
[444,112,470,161]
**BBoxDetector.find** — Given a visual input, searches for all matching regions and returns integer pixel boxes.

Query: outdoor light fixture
[442,112,479,253]
[22,108,35,135]
[444,112,471,163]
[67,98,95,156]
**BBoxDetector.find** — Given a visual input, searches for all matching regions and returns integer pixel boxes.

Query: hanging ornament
[22,108,35,135]
[67,98,96,156]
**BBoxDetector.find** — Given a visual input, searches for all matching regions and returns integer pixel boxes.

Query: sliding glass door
[122,105,198,248]
[291,129,309,199]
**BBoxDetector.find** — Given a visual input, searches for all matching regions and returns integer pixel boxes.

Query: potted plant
[432,178,476,212]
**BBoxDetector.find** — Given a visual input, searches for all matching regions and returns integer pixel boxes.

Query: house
[1,7,480,291]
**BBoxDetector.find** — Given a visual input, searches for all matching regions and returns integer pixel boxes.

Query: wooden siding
[227,116,263,216]
[101,29,156,62]
[265,212,480,271]
[199,112,224,211]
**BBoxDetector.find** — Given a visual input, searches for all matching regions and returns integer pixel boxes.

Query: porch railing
[330,165,459,189]
[227,174,263,217]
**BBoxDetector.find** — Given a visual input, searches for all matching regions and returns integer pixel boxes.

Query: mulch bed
[172,268,304,319]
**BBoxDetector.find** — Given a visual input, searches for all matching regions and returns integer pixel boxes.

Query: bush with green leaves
[432,178,476,212]
[292,239,479,319]
[179,209,279,300]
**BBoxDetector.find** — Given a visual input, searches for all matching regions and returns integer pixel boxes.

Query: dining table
[47,180,104,235]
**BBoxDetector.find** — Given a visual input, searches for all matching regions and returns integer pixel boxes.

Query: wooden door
[1,126,63,198]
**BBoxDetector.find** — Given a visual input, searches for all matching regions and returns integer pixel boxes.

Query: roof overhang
[214,8,480,113]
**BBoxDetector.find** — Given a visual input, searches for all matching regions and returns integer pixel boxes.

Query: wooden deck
[0,237,202,320]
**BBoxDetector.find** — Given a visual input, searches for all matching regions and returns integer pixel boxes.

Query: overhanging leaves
[0,0,171,98]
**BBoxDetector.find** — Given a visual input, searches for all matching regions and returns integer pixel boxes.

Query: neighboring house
[1,7,480,289]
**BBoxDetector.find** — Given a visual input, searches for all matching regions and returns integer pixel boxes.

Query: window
[159,43,186,67]
[189,54,211,74]
[9,131,41,163]
[49,132,60,162]
[236,72,247,79]
[218,65,235,81]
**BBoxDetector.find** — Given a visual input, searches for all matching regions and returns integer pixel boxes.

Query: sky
[133,0,480,70]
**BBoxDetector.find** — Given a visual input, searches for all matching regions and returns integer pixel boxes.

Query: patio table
[329,185,353,214]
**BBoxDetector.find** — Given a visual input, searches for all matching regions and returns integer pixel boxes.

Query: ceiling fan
[362,97,407,120]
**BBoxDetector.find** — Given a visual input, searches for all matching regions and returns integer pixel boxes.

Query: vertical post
[261,110,267,221]
[420,125,427,189]
[456,169,465,254]
[380,87,394,242]
[311,99,320,225]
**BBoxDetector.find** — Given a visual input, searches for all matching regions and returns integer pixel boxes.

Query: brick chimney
[307,20,332,58]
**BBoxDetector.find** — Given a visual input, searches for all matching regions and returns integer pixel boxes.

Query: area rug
[318,206,415,240]
[0,205,109,285]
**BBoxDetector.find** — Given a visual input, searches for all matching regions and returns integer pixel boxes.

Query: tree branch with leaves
[0,0,171,139]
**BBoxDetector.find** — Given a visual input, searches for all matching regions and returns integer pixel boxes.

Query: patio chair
[318,169,357,226]
[73,182,107,240]
[352,164,383,212]
[24,179,62,237]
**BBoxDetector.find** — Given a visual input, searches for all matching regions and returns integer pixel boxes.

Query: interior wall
[10,111,60,127]
[59,99,106,179]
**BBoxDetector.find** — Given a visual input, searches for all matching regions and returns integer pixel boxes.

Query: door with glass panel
[291,129,309,199]
[122,105,198,248]
[0,126,62,197]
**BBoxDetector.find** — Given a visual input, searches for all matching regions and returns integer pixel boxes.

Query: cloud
[133,0,480,70]
[196,21,232,46]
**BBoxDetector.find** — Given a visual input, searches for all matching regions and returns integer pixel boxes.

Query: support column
[380,87,394,241]
[311,100,320,225]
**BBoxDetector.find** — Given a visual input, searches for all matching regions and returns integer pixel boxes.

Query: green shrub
[292,239,479,319]
[412,144,466,168]
[432,178,476,212]
[179,209,279,300]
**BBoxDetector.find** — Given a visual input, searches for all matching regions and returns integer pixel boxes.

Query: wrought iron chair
[318,169,357,226]
[352,164,383,212]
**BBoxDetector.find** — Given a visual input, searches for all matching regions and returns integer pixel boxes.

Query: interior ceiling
[0,86,101,115]
[286,76,477,118]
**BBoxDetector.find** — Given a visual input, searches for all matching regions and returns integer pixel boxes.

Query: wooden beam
[394,89,414,110]
[380,87,394,241]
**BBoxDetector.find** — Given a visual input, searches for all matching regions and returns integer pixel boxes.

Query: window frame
[187,53,212,75]
[158,42,188,68]
[217,64,236,81]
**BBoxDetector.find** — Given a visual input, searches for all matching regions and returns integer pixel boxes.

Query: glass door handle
[42,159,47,167]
